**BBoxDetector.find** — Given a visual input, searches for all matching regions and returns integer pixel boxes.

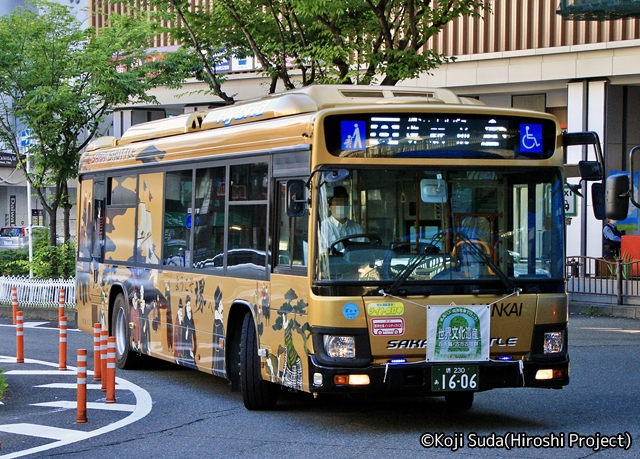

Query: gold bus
[76,85,573,410]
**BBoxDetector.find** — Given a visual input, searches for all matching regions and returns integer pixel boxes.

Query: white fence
[0,276,75,309]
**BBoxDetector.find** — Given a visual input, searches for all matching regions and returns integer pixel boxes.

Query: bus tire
[240,311,278,410]
[112,293,142,370]
[444,391,474,410]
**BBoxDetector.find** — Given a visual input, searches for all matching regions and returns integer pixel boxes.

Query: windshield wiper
[383,234,445,295]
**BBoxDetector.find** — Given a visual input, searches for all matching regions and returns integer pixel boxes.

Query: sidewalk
[0,304,77,325]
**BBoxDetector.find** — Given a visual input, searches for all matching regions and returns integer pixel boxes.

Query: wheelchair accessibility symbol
[520,123,542,154]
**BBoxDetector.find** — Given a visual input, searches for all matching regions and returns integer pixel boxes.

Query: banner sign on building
[0,152,17,167]
[9,195,16,226]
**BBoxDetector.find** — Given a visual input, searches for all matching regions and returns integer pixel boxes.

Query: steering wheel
[329,233,382,255]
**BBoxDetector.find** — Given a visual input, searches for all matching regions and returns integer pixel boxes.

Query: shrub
[0,248,30,276]
[0,368,7,400]
[0,228,76,279]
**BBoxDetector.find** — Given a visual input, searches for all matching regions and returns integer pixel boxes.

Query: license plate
[431,365,479,392]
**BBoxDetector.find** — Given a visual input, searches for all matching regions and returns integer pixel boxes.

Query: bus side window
[91,180,105,262]
[276,180,308,269]
[227,162,268,279]
[193,166,226,270]
[164,169,193,267]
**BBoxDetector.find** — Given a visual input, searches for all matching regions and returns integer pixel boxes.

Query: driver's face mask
[333,206,348,219]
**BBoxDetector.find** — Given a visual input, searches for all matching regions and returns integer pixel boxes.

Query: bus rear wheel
[112,293,142,370]
[240,311,278,410]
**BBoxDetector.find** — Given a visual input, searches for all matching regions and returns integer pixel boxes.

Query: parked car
[0,225,51,249]
[0,226,28,249]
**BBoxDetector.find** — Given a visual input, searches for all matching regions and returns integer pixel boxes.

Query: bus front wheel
[112,293,142,370]
[240,311,278,410]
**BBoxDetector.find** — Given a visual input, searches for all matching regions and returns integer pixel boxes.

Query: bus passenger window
[224,162,269,279]
[193,167,226,270]
[164,170,193,267]
[277,181,308,268]
[230,162,268,201]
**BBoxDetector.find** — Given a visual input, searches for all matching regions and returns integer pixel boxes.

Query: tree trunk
[45,205,59,278]
[63,200,72,278]
[62,182,72,243]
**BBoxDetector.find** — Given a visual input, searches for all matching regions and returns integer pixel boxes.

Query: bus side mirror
[286,179,307,217]
[606,174,629,221]
[591,182,605,220]
[578,160,603,181]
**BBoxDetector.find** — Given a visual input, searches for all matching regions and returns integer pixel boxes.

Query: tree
[0,0,182,276]
[112,0,491,102]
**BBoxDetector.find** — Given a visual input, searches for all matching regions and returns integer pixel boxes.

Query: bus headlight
[543,331,564,354]
[323,335,356,359]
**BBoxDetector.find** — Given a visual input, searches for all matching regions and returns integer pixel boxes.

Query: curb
[0,304,77,323]
[569,301,640,320]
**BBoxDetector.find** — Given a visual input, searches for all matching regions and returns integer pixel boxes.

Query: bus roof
[86,85,479,152]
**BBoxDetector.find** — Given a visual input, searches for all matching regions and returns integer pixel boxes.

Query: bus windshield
[315,168,564,290]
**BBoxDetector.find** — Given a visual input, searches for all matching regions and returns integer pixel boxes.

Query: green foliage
[0,248,30,277]
[0,368,7,400]
[0,229,76,279]
[0,0,184,275]
[27,241,76,280]
[112,0,491,98]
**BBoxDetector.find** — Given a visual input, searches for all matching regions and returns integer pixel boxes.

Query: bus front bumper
[307,356,569,394]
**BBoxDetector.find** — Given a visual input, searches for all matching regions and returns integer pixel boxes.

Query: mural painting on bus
[265,288,311,391]
[175,295,198,368]
[137,173,163,265]
[99,286,108,330]
[211,286,225,374]
[134,144,166,164]
[254,282,270,336]
[75,182,93,316]
[117,267,160,359]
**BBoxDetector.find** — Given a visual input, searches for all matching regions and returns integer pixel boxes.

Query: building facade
[0,0,87,238]
[5,0,636,256]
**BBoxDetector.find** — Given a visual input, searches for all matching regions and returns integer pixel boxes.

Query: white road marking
[5,370,77,376]
[0,355,153,459]
[35,383,115,390]
[0,323,82,332]
[21,322,50,328]
[0,424,90,441]
[31,401,136,412]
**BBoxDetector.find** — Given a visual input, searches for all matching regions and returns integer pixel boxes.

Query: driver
[320,186,365,253]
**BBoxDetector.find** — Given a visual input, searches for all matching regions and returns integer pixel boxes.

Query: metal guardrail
[566,256,640,305]
[0,276,75,309]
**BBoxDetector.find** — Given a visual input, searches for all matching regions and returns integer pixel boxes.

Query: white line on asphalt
[31,401,136,412]
[35,383,117,390]
[0,323,82,332]
[5,370,77,376]
[0,355,153,459]
[21,322,49,328]
[0,424,91,441]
